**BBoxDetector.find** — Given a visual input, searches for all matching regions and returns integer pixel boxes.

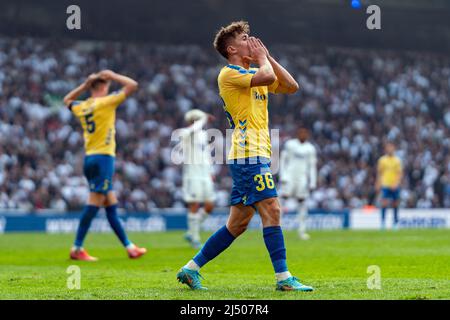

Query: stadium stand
[0,38,449,211]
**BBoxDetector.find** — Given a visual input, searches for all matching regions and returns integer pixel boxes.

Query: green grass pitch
[0,229,449,299]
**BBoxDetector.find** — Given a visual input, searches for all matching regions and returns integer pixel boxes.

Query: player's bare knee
[204,202,214,213]
[188,202,200,213]
[268,198,282,215]
[88,192,106,207]
[227,220,249,237]
[235,222,249,236]
[104,192,118,207]
[260,201,281,226]
[268,206,281,225]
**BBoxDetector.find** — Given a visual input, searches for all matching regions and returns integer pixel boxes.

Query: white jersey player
[178,109,216,248]
[280,128,317,240]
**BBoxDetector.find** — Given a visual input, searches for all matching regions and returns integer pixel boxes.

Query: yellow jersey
[69,90,126,156]
[218,64,279,160]
[377,155,402,188]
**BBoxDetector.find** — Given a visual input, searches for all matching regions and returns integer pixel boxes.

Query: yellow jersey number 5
[254,173,275,192]
[84,114,96,133]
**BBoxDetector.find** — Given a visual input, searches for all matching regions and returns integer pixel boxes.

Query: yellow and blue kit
[377,154,402,200]
[69,90,126,194]
[218,64,280,206]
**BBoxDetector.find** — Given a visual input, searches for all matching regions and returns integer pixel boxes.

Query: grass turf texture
[0,229,449,300]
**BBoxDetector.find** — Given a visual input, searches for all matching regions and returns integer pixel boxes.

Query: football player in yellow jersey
[376,142,403,230]
[177,21,313,292]
[63,70,147,261]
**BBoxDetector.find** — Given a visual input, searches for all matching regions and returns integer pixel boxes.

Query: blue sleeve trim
[226,64,255,75]
[227,64,241,71]
[68,100,82,111]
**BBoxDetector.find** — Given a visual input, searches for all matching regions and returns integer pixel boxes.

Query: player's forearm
[110,72,137,87]
[268,55,299,94]
[63,83,87,106]
[109,72,138,95]
[254,56,276,85]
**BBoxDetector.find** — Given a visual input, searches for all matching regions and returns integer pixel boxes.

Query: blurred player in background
[179,109,216,248]
[376,142,403,230]
[63,70,147,261]
[177,21,313,292]
[280,127,317,240]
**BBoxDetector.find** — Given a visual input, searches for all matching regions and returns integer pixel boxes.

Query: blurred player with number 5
[64,70,147,261]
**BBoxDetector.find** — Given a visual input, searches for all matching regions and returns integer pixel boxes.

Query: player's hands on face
[243,38,256,64]
[256,38,270,58]
[246,37,268,64]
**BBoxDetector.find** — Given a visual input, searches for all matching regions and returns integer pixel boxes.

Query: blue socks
[381,207,399,225]
[393,207,399,224]
[381,207,386,225]
[74,204,131,248]
[105,204,131,247]
[190,225,288,276]
[193,226,235,267]
[263,226,288,273]
[74,205,100,248]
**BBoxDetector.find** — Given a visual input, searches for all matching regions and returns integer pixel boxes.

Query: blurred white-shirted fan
[178,109,216,248]
[279,127,317,240]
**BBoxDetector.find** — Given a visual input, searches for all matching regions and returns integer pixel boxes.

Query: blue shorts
[381,187,400,201]
[228,157,278,207]
[83,154,115,194]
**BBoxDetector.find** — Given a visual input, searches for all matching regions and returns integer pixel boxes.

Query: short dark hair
[90,77,109,91]
[213,20,250,59]
[385,141,396,147]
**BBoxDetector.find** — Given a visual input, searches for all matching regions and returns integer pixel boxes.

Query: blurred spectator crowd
[0,37,449,212]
